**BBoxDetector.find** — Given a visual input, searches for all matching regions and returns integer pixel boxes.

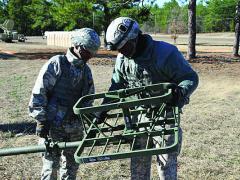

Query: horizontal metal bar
[87,118,176,135]
[0,141,82,157]
[74,128,179,164]
[76,127,177,148]
[73,83,173,114]
[74,92,172,114]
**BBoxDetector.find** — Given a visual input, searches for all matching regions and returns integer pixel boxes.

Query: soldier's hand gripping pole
[44,137,61,155]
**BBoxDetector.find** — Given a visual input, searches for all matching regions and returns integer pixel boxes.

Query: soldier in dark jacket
[98,17,199,180]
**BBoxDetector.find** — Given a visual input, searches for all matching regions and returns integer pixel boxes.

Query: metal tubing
[0,141,81,157]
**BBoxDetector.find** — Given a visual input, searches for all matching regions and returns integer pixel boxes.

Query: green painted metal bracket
[73,83,180,164]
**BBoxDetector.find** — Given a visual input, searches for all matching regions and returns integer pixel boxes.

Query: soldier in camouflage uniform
[96,17,199,180]
[29,28,100,180]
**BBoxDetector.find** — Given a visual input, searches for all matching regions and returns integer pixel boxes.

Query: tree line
[0,0,239,36]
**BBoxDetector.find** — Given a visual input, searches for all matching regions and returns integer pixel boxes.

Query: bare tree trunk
[233,22,240,56]
[103,3,110,48]
[187,0,196,60]
[233,2,240,56]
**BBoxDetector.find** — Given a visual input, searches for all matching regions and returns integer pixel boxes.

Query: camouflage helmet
[106,17,140,50]
[71,28,101,55]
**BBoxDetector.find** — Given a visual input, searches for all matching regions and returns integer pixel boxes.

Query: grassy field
[0,34,240,179]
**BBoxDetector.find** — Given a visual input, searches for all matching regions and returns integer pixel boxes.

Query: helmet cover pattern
[71,28,100,55]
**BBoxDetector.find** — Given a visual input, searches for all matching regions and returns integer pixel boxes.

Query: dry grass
[178,63,240,180]
[0,36,240,179]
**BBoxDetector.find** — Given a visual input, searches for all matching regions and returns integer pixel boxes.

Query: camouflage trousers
[131,110,182,180]
[38,121,83,180]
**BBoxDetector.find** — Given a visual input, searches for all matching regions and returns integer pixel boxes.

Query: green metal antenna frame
[73,83,180,164]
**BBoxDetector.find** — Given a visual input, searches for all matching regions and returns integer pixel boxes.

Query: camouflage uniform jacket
[28,48,95,126]
[110,34,199,107]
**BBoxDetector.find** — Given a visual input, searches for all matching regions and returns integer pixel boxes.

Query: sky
[155,0,172,7]
[153,0,191,7]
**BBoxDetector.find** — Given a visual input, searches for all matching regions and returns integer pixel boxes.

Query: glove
[94,111,108,124]
[36,121,50,138]
[168,85,185,107]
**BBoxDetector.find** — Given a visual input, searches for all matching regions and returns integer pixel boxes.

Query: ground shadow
[0,121,36,135]
[196,44,233,47]
[14,52,65,60]
[0,53,16,59]
[176,43,233,47]
[196,51,233,54]
[1,51,117,60]
[95,53,116,59]
[188,55,240,63]
[14,51,117,60]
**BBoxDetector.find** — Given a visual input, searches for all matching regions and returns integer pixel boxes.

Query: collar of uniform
[66,48,86,68]
[66,47,80,63]
[134,34,154,64]
[123,34,154,66]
